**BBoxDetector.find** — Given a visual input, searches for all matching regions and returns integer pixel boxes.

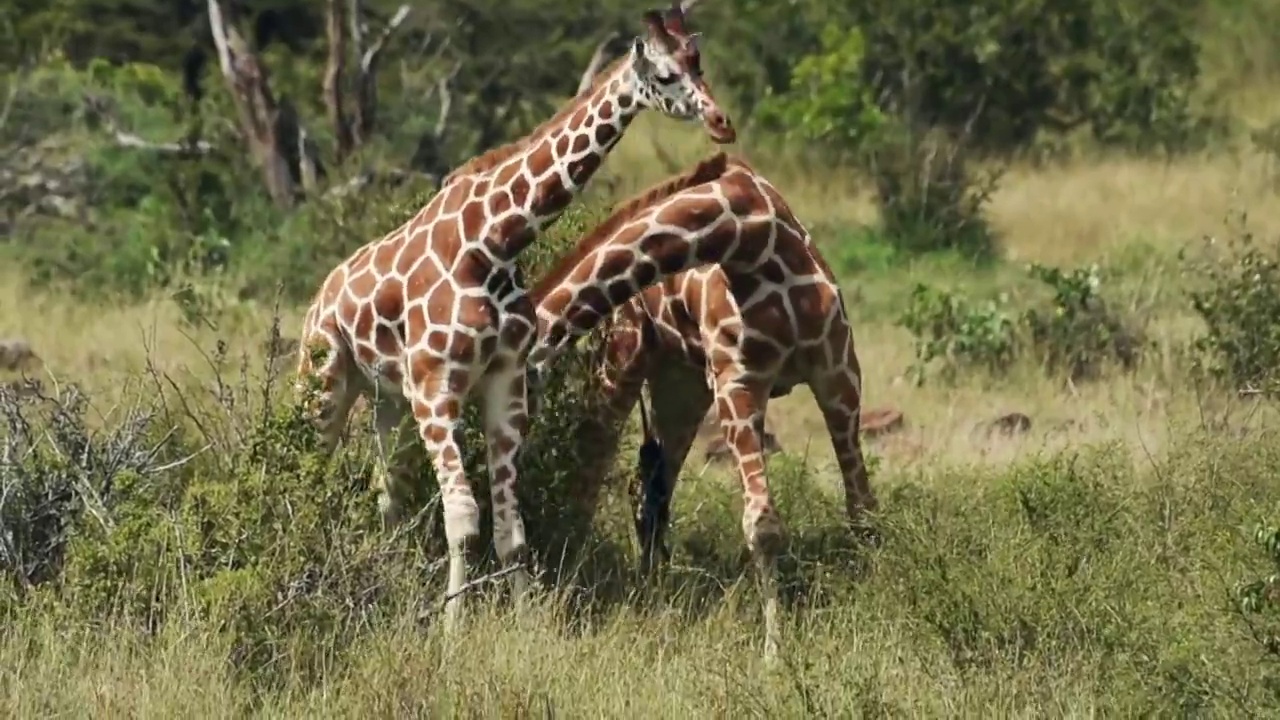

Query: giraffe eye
[655,72,679,86]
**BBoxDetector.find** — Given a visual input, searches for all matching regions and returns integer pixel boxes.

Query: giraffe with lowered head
[294,4,734,630]
[527,152,879,659]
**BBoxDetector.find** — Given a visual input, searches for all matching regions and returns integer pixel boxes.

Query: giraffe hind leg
[811,365,880,540]
[711,372,783,662]
[404,355,481,633]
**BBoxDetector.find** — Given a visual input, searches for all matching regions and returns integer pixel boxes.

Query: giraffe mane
[439,57,630,188]
[528,151,732,302]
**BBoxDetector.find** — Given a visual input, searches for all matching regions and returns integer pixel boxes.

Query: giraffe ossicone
[529,153,880,661]
[293,3,735,633]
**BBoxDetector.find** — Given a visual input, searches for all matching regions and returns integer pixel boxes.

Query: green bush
[899,262,1143,384]
[1183,214,1280,392]
[1235,523,1280,661]
[1022,263,1144,382]
[899,283,1018,385]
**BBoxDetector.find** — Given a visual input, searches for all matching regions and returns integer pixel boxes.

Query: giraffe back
[613,166,852,386]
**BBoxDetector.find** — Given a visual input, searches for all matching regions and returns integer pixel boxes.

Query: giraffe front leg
[481,361,532,607]
[407,361,480,633]
[713,374,783,662]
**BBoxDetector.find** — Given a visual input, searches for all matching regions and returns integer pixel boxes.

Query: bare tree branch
[205,0,235,80]
[576,32,620,96]
[324,167,436,198]
[407,59,462,181]
[298,125,320,192]
[432,60,462,140]
[354,4,411,145]
[205,0,296,207]
[0,76,20,134]
[324,0,355,160]
[348,0,365,62]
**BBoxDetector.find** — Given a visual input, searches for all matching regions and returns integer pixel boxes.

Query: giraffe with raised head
[293,4,734,631]
[529,152,879,659]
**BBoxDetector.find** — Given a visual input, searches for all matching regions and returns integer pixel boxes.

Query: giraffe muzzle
[703,109,736,144]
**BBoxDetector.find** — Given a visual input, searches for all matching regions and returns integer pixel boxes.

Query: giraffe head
[628,3,736,144]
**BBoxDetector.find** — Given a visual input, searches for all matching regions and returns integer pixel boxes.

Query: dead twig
[418,564,525,619]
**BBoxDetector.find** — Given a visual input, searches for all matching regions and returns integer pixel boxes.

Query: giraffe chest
[333,263,534,389]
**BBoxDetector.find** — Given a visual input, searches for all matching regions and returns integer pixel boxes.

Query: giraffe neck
[487,63,643,261]
[527,184,764,368]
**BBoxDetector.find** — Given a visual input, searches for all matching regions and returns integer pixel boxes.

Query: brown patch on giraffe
[598,101,615,122]
[375,276,405,319]
[569,104,590,130]
[510,173,532,207]
[435,180,469,217]
[488,215,536,259]
[567,152,602,185]
[755,258,786,285]
[353,304,375,339]
[486,188,514,217]
[606,278,637,307]
[404,264,430,297]
[372,240,398,269]
[554,134,571,158]
[493,159,521,189]
[595,123,618,147]
[374,324,400,357]
[425,329,451,355]
[347,269,376,298]
[404,304,429,341]
[571,133,591,155]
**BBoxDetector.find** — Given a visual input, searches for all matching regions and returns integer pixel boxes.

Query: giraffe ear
[641,9,672,45]
[662,3,688,36]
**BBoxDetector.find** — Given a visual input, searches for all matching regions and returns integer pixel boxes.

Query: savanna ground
[6,3,1280,717]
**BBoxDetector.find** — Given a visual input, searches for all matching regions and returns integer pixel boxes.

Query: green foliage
[756,24,887,153]
[817,225,902,276]
[1022,263,1143,381]
[899,284,1018,385]
[849,0,1220,154]
[1183,215,1280,392]
[900,263,1143,384]
[1235,523,1280,660]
